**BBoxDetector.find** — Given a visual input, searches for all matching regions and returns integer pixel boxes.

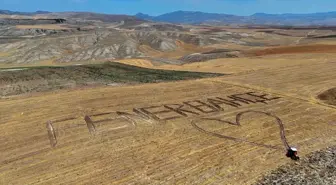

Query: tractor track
[191,110,291,151]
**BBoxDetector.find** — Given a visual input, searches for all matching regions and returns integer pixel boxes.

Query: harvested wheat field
[251,44,336,56]
[1,54,336,185]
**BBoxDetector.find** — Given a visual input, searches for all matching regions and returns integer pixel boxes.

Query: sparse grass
[0,62,223,96]
[313,35,336,39]
[256,146,336,185]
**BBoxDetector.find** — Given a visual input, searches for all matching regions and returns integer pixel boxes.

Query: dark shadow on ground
[318,88,336,106]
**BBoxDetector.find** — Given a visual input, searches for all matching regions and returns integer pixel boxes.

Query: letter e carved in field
[46,116,78,148]
[84,112,138,135]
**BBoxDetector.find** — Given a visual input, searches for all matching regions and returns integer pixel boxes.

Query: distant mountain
[250,12,336,25]
[0,10,146,25]
[35,11,51,14]
[135,11,336,26]
[135,13,154,21]
[0,10,50,15]
[136,11,242,24]
[54,12,145,23]
[168,11,242,24]
[2,9,336,26]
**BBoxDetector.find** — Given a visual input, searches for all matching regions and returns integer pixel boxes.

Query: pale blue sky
[1,0,336,16]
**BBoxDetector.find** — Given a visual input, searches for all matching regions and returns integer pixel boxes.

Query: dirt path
[294,29,316,45]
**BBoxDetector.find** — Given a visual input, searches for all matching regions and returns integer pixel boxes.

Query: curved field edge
[0,62,224,96]
[255,146,336,185]
[249,44,336,56]
[318,88,336,106]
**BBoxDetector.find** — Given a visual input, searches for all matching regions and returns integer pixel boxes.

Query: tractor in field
[286,147,300,160]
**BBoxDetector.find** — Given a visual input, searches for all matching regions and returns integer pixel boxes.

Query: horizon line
[1,9,336,17]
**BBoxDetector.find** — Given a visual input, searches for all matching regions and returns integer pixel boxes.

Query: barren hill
[0,9,336,185]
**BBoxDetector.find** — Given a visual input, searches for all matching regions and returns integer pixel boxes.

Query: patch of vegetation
[312,35,336,39]
[256,146,336,185]
[317,88,336,106]
[0,62,224,96]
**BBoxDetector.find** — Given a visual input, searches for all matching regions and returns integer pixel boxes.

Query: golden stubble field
[15,24,70,30]
[1,49,336,184]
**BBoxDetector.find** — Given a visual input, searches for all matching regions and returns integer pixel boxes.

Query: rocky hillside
[0,10,300,65]
[0,22,257,64]
[0,18,66,25]
[179,49,240,63]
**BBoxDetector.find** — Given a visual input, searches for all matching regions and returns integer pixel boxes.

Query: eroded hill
[2,12,336,66]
